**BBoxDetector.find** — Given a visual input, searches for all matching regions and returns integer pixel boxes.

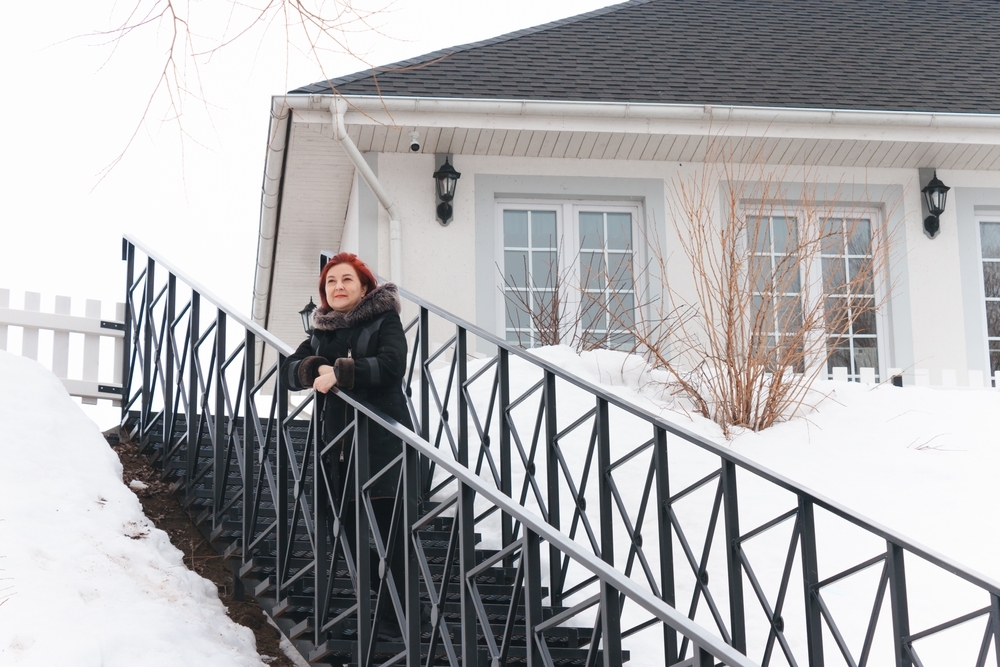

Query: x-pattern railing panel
[122,237,999,667]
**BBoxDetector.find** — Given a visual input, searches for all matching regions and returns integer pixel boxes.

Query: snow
[0,351,265,666]
[2,343,998,665]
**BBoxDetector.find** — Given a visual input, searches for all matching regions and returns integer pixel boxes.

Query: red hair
[317,253,378,310]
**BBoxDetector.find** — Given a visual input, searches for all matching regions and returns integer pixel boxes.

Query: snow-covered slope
[0,351,265,667]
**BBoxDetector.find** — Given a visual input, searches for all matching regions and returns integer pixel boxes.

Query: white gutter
[332,95,1000,131]
[333,97,403,286]
[252,99,291,328]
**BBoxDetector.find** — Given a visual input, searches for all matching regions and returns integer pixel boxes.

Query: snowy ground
[0,352,267,667]
[518,346,1000,666]
[2,344,997,666]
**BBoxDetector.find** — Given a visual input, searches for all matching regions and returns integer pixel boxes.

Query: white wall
[278,141,1000,382]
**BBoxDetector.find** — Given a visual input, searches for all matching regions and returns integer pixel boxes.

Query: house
[251,0,1000,387]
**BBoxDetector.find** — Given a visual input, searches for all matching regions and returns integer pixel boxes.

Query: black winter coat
[282,283,413,498]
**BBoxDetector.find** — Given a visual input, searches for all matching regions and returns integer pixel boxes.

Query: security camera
[409,131,421,152]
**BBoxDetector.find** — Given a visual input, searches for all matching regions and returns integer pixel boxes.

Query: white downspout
[332,97,403,285]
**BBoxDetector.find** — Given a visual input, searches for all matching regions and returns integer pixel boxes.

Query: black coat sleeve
[282,337,328,391]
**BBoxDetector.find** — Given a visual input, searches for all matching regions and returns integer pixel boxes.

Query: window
[821,216,879,379]
[751,213,881,380]
[981,221,1000,377]
[499,203,640,350]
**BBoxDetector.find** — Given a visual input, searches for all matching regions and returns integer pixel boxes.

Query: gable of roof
[292,0,1000,115]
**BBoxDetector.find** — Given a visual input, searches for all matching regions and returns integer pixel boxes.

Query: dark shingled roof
[292,0,1000,115]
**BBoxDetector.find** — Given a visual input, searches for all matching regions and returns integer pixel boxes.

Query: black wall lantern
[919,169,950,239]
[299,297,317,334]
[433,157,461,225]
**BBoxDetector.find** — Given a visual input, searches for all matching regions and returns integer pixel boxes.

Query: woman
[282,253,412,636]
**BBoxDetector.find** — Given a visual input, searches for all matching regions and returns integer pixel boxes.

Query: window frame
[495,199,644,349]
[746,206,889,381]
[976,216,1000,379]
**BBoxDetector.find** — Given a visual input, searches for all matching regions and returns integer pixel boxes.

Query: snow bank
[0,351,264,667]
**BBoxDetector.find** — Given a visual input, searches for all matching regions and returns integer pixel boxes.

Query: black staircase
[136,412,616,665]
[122,235,1000,667]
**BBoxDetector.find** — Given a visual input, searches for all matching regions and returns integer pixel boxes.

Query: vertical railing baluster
[887,541,912,667]
[499,347,513,560]
[356,410,372,667]
[654,426,678,664]
[596,397,623,666]
[721,459,746,653]
[403,441,421,666]
[242,330,255,561]
[456,328,478,665]
[121,240,134,424]
[275,356,288,610]
[213,310,227,522]
[164,274,176,447]
[142,256,155,433]
[523,529,544,667]
[800,497,824,667]
[418,306,430,498]
[544,370,562,606]
[990,594,1000,666]
[186,292,200,502]
[313,390,329,654]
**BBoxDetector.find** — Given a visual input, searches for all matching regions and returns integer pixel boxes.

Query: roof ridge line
[293,0,654,94]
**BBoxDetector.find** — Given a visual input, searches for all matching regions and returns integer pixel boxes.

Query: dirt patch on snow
[106,429,296,667]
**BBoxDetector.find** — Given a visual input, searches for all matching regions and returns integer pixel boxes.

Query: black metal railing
[122,234,1000,667]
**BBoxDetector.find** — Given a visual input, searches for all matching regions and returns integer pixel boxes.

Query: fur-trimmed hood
[311,282,400,331]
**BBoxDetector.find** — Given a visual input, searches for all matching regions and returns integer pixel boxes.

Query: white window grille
[498,202,640,350]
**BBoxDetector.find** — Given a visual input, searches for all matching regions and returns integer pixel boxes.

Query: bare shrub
[643,162,892,434]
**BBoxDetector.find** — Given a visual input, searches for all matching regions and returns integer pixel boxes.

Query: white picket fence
[0,289,125,405]
[832,366,1000,388]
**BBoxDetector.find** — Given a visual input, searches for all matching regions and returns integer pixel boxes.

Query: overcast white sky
[0,0,621,313]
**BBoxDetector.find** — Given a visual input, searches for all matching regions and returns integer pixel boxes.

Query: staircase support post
[356,412,373,667]
[523,529,544,667]
[456,328,479,666]
[403,442,421,666]
[275,356,289,601]
[185,292,201,502]
[313,392,330,653]
[887,541,912,667]
[654,426,679,664]
[544,370,562,606]
[164,273,176,449]
[990,594,1000,665]
[242,331,255,561]
[212,310,227,522]
[596,398,623,666]
[721,460,747,653]
[142,256,155,435]
[799,497,824,667]
[499,348,513,561]
[121,239,134,425]
[418,306,430,498]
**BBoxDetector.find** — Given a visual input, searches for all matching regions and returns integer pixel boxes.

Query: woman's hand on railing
[313,365,338,393]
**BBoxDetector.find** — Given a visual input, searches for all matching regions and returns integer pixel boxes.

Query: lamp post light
[921,171,950,238]
[432,158,461,225]
[299,297,317,335]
